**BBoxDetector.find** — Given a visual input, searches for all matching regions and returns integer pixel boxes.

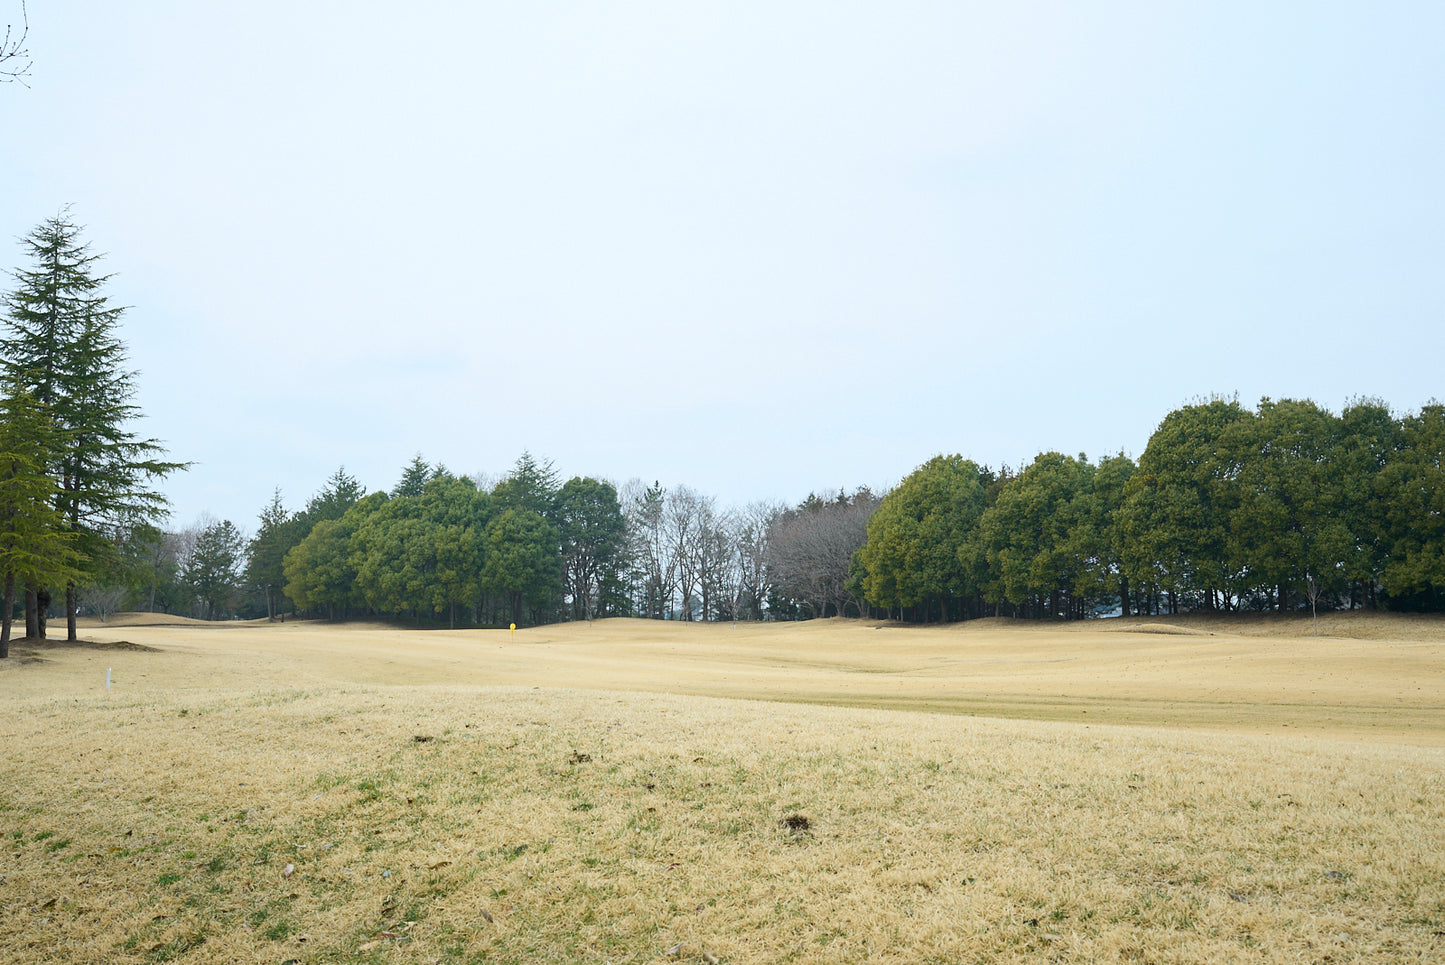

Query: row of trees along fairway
[858,397,1445,621]
[135,395,1445,627]
[144,454,883,626]
[0,212,182,654]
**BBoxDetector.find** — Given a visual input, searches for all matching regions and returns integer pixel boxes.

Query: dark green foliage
[857,455,988,621]
[481,507,561,625]
[265,400,1445,625]
[282,494,384,620]
[1,212,183,640]
[302,467,365,526]
[980,452,1100,618]
[392,454,441,498]
[492,451,560,520]
[556,477,625,620]
[0,379,81,652]
[1116,397,1248,610]
[185,519,246,620]
[1380,404,1445,607]
[1222,398,1353,610]
[353,474,491,627]
[245,489,296,620]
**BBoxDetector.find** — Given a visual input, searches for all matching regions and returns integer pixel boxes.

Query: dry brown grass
[2,615,1443,963]
[24,610,1445,746]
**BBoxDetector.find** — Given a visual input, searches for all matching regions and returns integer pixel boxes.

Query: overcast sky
[4,1,1443,533]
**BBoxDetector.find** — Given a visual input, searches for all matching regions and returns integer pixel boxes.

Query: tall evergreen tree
[0,379,80,654]
[555,476,625,621]
[184,519,246,620]
[301,467,365,526]
[481,507,561,626]
[392,454,440,498]
[245,488,296,620]
[1,212,184,640]
[493,451,560,519]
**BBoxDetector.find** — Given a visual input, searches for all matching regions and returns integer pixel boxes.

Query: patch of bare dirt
[8,637,159,653]
[1111,624,1210,636]
[74,612,275,629]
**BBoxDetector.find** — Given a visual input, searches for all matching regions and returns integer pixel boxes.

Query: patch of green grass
[32,830,53,842]
[44,837,70,852]
[155,871,182,886]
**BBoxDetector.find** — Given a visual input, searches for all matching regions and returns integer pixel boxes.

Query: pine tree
[1,211,185,640]
[0,379,80,654]
[246,488,295,620]
[493,451,560,519]
[392,454,437,498]
[184,519,246,620]
[302,467,365,524]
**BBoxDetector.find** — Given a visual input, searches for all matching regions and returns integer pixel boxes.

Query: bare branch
[1,0,31,85]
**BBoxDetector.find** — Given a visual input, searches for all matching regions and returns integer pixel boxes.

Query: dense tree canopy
[857,456,990,621]
[556,476,626,622]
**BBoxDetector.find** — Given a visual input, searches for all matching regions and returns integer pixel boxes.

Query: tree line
[859,396,1445,621]
[131,455,884,628]
[118,393,1445,627]
[6,218,1445,640]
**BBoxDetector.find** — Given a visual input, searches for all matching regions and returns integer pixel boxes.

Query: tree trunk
[67,581,78,641]
[36,587,50,639]
[1278,583,1288,612]
[1,571,14,657]
[25,586,37,639]
[1119,576,1130,617]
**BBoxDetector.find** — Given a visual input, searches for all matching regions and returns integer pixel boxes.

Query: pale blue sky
[3,1,1442,532]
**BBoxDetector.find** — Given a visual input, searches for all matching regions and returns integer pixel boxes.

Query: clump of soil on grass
[781,813,811,834]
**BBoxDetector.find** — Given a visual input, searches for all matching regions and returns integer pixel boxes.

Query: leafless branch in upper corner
[1,0,31,85]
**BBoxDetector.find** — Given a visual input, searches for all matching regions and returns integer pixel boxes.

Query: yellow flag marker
[509,622,516,637]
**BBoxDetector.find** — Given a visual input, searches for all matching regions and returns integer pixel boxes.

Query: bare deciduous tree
[622,479,673,619]
[79,585,126,622]
[694,499,735,622]
[767,490,880,619]
[733,501,782,620]
[666,485,709,620]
